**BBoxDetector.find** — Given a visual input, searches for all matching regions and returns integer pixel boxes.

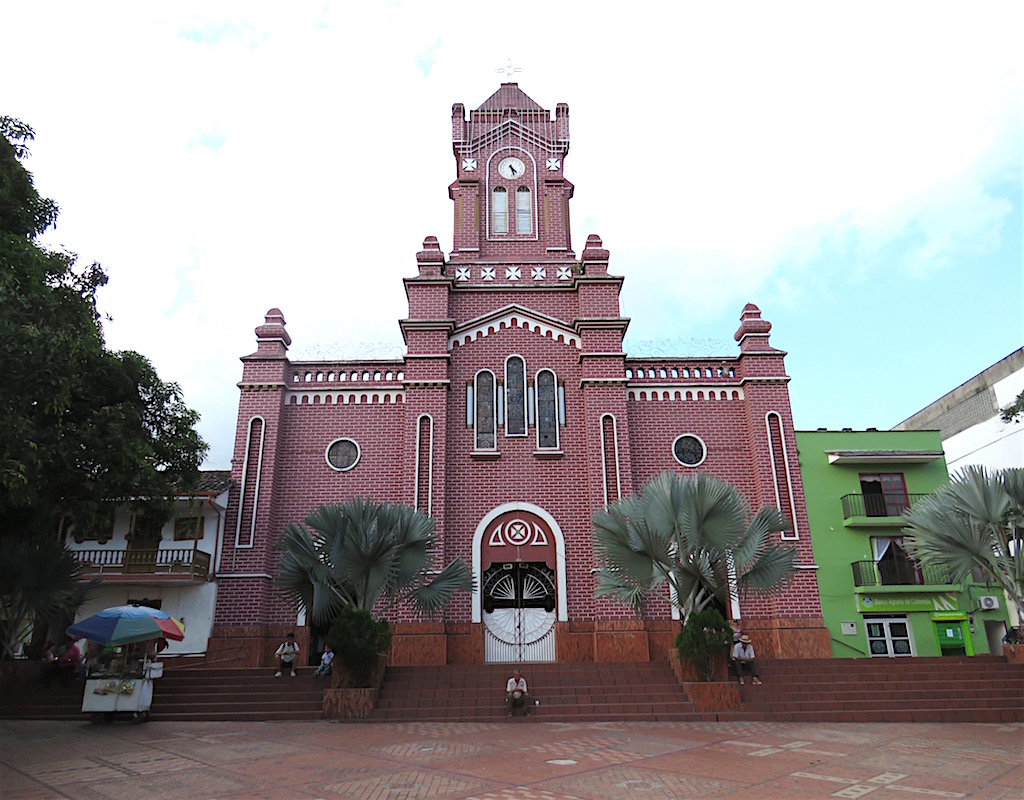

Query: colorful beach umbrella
[67,605,185,646]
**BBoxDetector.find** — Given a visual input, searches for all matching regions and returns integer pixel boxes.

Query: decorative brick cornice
[580,378,630,387]
[402,380,452,389]
[574,317,630,331]
[449,305,579,350]
[628,385,745,401]
[738,377,792,386]
[236,382,288,391]
[286,390,405,406]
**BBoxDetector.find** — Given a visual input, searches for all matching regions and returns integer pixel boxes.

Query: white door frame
[471,502,567,624]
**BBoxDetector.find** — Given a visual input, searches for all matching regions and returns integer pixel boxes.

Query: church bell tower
[449,84,574,265]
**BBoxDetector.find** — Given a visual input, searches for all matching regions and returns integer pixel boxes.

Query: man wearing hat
[731,634,762,685]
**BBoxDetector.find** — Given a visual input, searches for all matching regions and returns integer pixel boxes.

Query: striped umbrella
[67,605,185,646]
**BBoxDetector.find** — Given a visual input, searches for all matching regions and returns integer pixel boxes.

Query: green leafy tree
[592,471,798,621]
[276,499,474,624]
[0,117,207,540]
[1001,389,1024,425]
[323,605,393,687]
[675,607,734,682]
[903,466,1024,612]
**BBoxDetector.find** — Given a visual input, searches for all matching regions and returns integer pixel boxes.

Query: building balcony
[851,560,954,589]
[73,548,211,583]
[840,493,928,526]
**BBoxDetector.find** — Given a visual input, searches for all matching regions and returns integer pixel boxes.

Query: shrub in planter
[323,605,392,688]
[675,608,733,682]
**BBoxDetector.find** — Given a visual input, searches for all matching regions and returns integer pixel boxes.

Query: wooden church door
[480,513,557,663]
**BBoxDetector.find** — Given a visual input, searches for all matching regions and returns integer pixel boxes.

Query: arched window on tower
[492,187,508,234]
[516,187,532,233]
[505,356,526,436]
[536,370,558,449]
[475,370,496,450]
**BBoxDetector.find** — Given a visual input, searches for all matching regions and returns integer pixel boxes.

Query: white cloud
[3,1,1020,465]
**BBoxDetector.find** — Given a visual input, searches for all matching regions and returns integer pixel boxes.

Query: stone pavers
[0,719,1020,799]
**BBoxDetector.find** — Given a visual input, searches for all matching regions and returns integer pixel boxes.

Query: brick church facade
[208,84,831,667]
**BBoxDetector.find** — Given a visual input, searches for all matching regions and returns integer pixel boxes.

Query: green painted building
[796,429,1011,658]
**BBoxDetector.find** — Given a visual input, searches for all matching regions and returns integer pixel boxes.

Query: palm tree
[592,471,798,621]
[903,466,1024,612]
[0,534,96,660]
[275,499,473,625]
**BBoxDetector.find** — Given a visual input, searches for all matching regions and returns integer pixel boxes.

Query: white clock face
[498,157,526,179]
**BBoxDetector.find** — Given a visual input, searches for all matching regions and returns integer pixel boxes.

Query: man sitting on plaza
[504,668,530,716]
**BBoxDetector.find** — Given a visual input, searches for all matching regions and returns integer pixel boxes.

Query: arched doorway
[477,510,561,663]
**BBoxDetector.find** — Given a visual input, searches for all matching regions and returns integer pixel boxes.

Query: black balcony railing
[841,493,928,520]
[851,559,953,587]
[73,548,211,580]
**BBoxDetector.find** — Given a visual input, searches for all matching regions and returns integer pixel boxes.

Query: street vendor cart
[67,605,184,723]
[81,658,163,722]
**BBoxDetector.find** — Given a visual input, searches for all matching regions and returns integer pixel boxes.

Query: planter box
[668,648,728,683]
[323,654,387,719]
[323,687,378,719]
[682,680,741,712]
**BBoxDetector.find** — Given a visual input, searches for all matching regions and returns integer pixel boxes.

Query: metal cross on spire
[495,60,523,81]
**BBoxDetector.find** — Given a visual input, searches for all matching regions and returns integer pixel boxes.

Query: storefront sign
[856,592,958,614]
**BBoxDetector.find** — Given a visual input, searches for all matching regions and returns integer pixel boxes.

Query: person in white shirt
[314,646,334,678]
[274,633,300,677]
[731,635,762,685]
[505,668,531,716]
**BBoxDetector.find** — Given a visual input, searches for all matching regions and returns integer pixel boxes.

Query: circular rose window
[672,434,707,468]
[325,438,360,471]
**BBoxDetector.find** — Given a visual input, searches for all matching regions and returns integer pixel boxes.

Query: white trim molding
[471,502,568,624]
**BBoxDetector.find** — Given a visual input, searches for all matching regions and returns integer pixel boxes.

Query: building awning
[826,450,945,465]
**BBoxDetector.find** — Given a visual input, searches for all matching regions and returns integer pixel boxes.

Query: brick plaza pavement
[1,719,1021,799]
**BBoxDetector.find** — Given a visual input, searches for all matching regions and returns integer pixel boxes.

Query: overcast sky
[4,1,1021,469]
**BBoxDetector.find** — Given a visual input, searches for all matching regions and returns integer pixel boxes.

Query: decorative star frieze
[481,267,496,281]
[462,158,477,172]
[506,267,521,281]
[531,267,546,280]
[546,158,561,171]
[455,267,470,282]
[557,266,572,281]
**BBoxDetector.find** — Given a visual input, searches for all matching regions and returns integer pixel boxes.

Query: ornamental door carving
[480,512,557,663]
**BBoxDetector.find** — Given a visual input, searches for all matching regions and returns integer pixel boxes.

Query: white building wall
[75,583,217,656]
[943,369,1024,472]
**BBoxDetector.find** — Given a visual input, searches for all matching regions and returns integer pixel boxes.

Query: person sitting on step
[731,634,762,685]
[505,668,531,716]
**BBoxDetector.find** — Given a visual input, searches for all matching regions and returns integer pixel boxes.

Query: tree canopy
[592,470,798,621]
[0,117,207,539]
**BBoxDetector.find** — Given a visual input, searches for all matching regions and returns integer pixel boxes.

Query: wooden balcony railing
[73,548,211,580]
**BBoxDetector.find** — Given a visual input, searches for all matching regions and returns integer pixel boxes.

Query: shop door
[482,562,556,663]
[866,617,914,657]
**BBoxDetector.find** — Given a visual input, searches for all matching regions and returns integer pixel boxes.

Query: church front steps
[369,661,706,722]
[4,656,1020,723]
[724,655,1024,724]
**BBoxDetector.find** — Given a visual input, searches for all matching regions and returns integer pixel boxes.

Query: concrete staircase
[3,656,1020,724]
[370,661,703,723]
[0,667,325,722]
[725,655,1024,723]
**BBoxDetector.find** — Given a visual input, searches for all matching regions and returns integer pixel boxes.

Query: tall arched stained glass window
[536,370,558,449]
[505,356,526,436]
[475,370,496,449]
[516,187,532,233]
[492,187,508,234]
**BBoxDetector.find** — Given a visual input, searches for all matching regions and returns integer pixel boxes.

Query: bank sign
[856,592,958,614]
